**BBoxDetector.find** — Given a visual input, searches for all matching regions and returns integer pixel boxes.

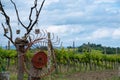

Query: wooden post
[47,32,51,71]
[73,41,75,53]
[7,41,10,69]
[8,41,10,50]
[116,47,118,69]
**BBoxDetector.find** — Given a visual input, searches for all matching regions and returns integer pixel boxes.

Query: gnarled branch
[2,23,14,44]
[0,1,14,44]
[10,0,27,29]
[26,0,45,35]
[27,0,37,29]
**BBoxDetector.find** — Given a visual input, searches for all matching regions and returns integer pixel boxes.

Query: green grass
[110,76,120,80]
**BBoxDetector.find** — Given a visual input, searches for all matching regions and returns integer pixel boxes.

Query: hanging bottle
[16,22,20,34]
[5,28,8,33]
[35,22,40,34]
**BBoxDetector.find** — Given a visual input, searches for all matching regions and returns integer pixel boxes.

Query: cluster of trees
[68,42,120,54]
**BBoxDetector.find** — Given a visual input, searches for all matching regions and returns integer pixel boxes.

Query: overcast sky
[0,0,120,47]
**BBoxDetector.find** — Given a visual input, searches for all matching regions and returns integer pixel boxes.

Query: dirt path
[65,70,119,80]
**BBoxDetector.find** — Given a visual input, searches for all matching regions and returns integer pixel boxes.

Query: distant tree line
[67,42,120,54]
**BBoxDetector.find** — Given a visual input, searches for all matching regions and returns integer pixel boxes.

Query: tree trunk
[16,44,25,80]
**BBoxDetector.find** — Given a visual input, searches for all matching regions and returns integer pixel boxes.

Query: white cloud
[85,27,120,41]
[65,11,84,17]
[22,0,59,7]
[94,0,117,4]
[105,8,119,14]
[45,0,59,6]
[112,28,120,39]
[46,25,67,34]
[45,25,84,34]
[87,28,111,40]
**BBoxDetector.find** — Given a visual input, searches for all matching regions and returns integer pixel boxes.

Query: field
[0,48,120,80]
[10,69,120,80]
[63,70,119,80]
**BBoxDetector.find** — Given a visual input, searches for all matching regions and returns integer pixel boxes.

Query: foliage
[77,43,120,54]
[55,48,120,66]
[0,47,17,72]
[0,47,17,58]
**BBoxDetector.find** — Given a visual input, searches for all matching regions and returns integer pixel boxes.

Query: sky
[0,0,120,47]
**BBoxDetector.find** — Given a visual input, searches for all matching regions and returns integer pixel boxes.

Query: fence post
[47,32,51,71]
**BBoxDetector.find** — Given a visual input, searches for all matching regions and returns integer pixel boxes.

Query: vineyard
[0,47,120,80]
[55,48,120,72]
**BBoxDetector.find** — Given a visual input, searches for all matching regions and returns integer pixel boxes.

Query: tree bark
[16,44,25,80]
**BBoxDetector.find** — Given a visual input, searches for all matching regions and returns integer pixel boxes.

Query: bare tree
[0,0,45,44]
[0,0,45,80]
